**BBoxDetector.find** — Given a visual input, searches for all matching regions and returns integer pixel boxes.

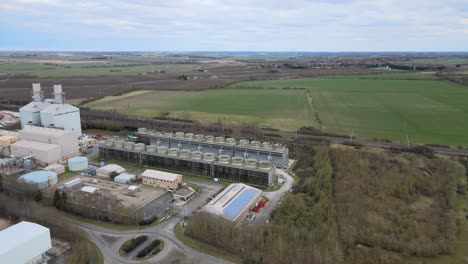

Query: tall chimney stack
[53,84,64,104]
[32,83,43,102]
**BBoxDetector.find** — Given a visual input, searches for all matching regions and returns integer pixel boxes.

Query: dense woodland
[184,146,467,264]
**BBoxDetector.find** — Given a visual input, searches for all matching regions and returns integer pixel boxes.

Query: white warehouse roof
[115,173,135,181]
[21,125,73,138]
[0,221,52,264]
[81,186,99,193]
[203,183,261,221]
[97,164,126,175]
[141,169,180,182]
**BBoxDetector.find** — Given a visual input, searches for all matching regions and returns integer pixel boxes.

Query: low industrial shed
[11,140,62,164]
[0,221,52,264]
[96,164,126,178]
[44,163,65,174]
[114,173,136,184]
[203,183,261,223]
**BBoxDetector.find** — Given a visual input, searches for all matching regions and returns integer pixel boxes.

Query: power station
[19,83,82,136]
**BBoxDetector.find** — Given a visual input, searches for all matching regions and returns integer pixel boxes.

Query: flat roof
[141,169,180,182]
[11,140,60,152]
[21,125,74,137]
[203,183,261,221]
[174,188,195,197]
[0,221,51,262]
[128,185,139,190]
[81,186,99,193]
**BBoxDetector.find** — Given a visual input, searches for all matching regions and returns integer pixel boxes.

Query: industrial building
[99,139,276,187]
[19,83,82,136]
[114,173,136,184]
[11,140,62,164]
[135,128,289,168]
[141,169,182,190]
[44,163,65,174]
[19,126,79,158]
[174,188,196,202]
[96,164,126,178]
[18,170,58,189]
[0,221,52,264]
[0,135,19,147]
[68,156,88,171]
[203,183,261,222]
[11,126,79,164]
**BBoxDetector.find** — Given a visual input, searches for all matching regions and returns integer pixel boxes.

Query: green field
[84,89,315,130]
[0,61,193,77]
[231,75,468,146]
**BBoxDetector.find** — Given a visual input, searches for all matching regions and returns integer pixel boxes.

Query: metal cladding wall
[0,222,52,264]
[40,104,82,136]
[140,152,212,177]
[19,102,50,128]
[99,144,275,187]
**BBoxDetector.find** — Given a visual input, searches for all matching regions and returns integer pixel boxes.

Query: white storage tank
[68,156,89,171]
[18,170,58,190]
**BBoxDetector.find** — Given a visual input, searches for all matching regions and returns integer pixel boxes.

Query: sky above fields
[0,0,467,51]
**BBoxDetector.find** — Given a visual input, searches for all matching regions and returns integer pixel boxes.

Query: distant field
[0,61,193,77]
[231,74,468,146]
[391,58,468,65]
[84,89,315,130]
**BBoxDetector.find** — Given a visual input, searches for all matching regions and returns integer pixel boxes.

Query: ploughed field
[83,89,316,130]
[230,73,468,146]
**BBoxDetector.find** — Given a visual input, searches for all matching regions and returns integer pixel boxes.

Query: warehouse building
[135,128,289,168]
[203,183,261,223]
[18,170,58,189]
[0,221,52,264]
[19,84,82,136]
[19,126,79,158]
[141,169,182,190]
[11,140,61,164]
[99,140,276,187]
[96,164,126,178]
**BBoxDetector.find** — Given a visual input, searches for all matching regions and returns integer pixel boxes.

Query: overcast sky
[0,0,467,51]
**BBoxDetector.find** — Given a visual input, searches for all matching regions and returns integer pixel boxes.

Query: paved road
[255,169,294,224]
[78,177,229,264]
[79,216,233,264]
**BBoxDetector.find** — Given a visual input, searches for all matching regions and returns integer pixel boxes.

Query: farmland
[83,88,315,130]
[0,60,194,77]
[231,74,468,146]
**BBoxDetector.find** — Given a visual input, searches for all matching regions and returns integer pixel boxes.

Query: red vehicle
[95,134,103,139]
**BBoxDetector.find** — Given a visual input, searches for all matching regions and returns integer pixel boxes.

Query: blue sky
[0,0,467,51]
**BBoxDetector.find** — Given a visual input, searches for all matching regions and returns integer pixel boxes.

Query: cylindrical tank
[226,138,236,145]
[218,154,231,164]
[232,156,244,166]
[251,141,261,148]
[175,132,185,139]
[259,160,273,170]
[205,135,215,142]
[215,136,225,143]
[105,140,114,147]
[194,134,205,141]
[18,171,58,190]
[134,143,146,152]
[203,153,216,161]
[245,158,258,168]
[179,149,191,158]
[157,146,168,154]
[262,142,273,149]
[239,139,250,146]
[191,151,203,159]
[138,128,147,133]
[164,132,174,138]
[68,156,89,171]
[168,147,179,156]
[124,142,135,150]
[185,133,194,140]
[146,145,157,153]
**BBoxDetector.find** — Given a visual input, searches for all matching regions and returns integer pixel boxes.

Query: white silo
[40,85,82,136]
[19,83,50,128]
